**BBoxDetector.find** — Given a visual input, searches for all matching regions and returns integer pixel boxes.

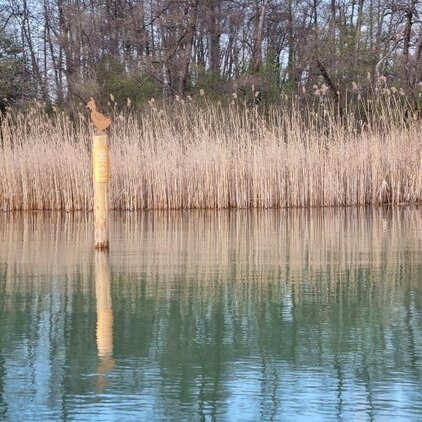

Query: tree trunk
[251,0,268,73]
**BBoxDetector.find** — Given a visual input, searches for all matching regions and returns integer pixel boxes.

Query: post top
[87,98,112,133]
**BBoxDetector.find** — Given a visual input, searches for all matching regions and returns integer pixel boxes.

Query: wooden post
[93,134,109,250]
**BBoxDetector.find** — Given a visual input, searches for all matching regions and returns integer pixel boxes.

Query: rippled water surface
[1,209,422,421]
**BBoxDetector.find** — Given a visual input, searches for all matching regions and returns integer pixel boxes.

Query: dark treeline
[1,0,422,110]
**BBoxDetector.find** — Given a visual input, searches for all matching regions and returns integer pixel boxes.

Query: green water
[1,209,422,421]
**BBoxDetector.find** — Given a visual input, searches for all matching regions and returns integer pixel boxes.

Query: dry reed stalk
[1,100,422,211]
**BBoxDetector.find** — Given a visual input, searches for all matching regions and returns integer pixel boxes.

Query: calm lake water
[1,209,422,421]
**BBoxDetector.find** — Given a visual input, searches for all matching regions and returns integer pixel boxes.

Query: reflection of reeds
[2,103,422,210]
[1,209,421,409]
[0,212,93,298]
[1,208,421,303]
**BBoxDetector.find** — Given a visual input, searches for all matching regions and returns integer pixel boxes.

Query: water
[1,208,422,421]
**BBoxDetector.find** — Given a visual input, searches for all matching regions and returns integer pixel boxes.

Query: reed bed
[1,98,422,211]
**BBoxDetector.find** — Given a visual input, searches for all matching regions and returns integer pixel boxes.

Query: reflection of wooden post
[95,251,115,392]
[93,134,109,250]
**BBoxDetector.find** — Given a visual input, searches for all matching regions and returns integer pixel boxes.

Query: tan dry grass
[1,100,422,211]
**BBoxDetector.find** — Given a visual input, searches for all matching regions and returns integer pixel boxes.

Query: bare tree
[3,0,422,106]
